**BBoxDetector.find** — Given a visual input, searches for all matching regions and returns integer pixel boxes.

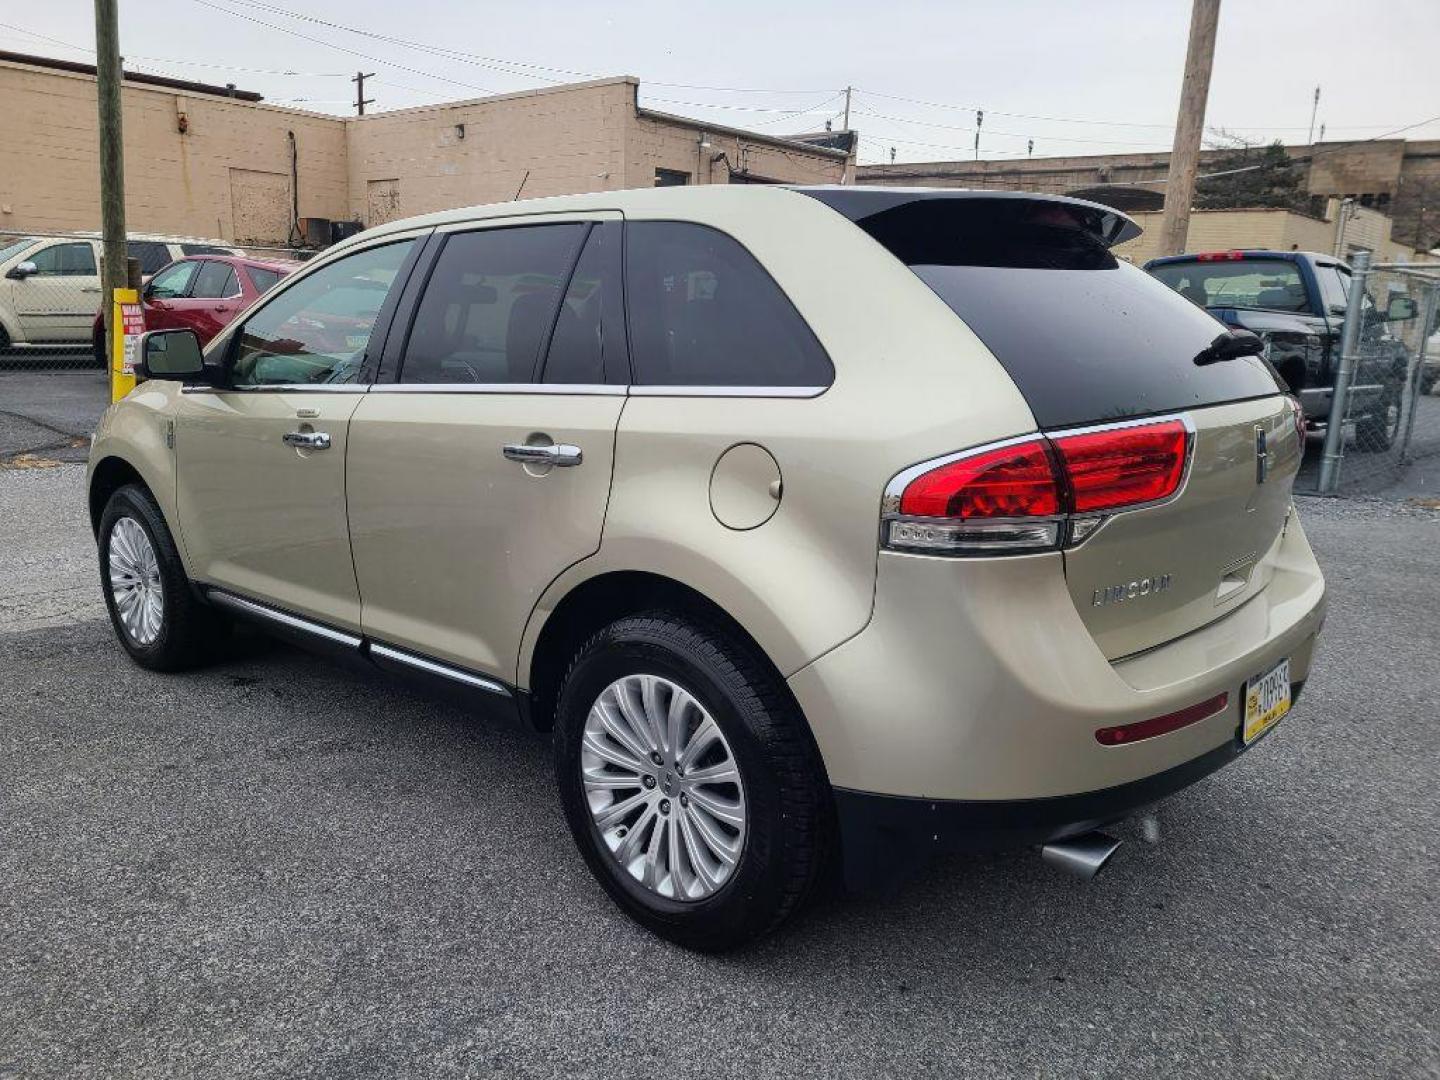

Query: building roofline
[348,75,640,121]
[0,49,265,101]
[635,103,852,159]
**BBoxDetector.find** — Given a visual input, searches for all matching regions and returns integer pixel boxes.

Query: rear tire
[98,483,226,671]
[554,611,830,951]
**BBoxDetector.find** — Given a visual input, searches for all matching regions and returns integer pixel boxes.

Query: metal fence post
[1399,283,1438,463]
[1317,250,1371,493]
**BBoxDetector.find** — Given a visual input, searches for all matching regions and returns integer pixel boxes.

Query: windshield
[0,237,37,264]
[1150,258,1310,313]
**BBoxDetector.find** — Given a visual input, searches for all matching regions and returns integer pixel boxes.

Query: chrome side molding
[207,589,362,648]
[367,643,511,697]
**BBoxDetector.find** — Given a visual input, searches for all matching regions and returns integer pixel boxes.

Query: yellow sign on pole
[110,287,141,403]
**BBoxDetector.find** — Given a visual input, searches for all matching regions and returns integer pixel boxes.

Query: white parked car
[0,233,243,353]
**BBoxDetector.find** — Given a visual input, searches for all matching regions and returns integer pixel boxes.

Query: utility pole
[1307,85,1321,146]
[94,0,127,353]
[842,86,852,131]
[974,109,984,160]
[1156,0,1221,257]
[352,71,375,116]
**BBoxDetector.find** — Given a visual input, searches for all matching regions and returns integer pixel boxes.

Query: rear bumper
[833,684,1303,888]
[790,511,1325,802]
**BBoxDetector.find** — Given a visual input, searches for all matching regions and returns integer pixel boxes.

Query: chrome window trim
[368,643,511,697]
[371,382,625,396]
[629,385,828,399]
[207,590,362,648]
[182,383,370,394]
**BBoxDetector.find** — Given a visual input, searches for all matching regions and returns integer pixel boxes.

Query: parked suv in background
[87,187,1326,950]
[1146,249,1414,449]
[89,253,298,362]
[0,233,242,354]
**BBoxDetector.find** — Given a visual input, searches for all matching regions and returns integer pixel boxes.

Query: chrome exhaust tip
[1040,831,1123,880]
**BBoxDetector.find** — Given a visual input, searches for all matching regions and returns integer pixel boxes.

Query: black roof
[0,50,264,102]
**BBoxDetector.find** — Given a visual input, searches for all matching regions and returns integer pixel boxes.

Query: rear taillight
[883,417,1192,556]
[1285,395,1306,441]
[1051,420,1188,513]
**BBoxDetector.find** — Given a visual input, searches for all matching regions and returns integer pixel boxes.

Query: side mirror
[1385,295,1419,322]
[135,329,206,382]
[5,260,38,280]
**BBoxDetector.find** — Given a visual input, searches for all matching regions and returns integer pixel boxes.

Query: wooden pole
[1156,0,1221,258]
[94,0,127,369]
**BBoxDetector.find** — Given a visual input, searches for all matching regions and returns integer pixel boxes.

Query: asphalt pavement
[2,468,1439,1079]
[0,363,108,466]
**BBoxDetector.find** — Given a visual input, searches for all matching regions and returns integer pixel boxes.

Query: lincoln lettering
[1092,574,1172,607]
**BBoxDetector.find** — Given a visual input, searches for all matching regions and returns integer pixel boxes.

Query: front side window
[190,261,239,299]
[29,242,97,277]
[232,239,415,386]
[127,241,172,275]
[146,261,197,300]
[400,223,586,384]
[1149,258,1310,313]
[625,221,833,387]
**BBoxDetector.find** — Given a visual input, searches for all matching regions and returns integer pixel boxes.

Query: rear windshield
[1149,258,1310,313]
[833,199,1282,429]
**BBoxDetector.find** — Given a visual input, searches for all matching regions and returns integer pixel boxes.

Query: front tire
[554,612,830,951]
[98,483,225,671]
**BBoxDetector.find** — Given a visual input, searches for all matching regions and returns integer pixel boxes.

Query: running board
[205,588,518,714]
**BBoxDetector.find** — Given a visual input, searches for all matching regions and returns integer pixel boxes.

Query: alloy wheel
[108,516,164,646]
[580,674,748,901]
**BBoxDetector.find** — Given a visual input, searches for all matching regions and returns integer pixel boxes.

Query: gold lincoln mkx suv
[88,186,1326,950]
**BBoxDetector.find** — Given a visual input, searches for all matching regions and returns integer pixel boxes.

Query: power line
[849,107,1174,149]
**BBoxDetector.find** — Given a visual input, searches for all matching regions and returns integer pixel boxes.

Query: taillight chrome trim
[881,413,1197,558]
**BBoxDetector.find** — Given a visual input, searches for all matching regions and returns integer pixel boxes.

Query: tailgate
[1062,396,1301,660]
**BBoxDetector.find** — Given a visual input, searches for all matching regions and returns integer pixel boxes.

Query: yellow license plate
[1243,658,1291,744]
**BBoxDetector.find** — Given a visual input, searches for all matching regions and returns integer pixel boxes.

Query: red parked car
[92,254,299,363]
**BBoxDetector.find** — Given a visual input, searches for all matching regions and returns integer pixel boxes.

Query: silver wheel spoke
[107,518,163,646]
[581,673,746,903]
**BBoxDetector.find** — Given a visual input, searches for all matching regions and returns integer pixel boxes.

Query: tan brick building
[0,52,852,244]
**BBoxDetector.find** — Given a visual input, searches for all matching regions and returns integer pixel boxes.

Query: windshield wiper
[1194,330,1265,366]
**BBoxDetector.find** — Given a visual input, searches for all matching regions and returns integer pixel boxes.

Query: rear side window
[127,241,172,275]
[190,261,239,299]
[835,198,1280,428]
[401,223,586,385]
[625,221,832,387]
[246,266,283,295]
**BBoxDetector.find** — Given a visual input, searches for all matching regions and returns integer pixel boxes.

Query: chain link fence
[0,230,313,467]
[1302,254,1440,495]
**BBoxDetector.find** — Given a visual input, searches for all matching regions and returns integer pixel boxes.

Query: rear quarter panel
[519,188,1039,684]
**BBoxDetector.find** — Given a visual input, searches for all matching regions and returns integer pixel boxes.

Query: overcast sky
[6,0,1438,165]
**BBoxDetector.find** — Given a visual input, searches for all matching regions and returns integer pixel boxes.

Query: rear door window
[822,198,1280,428]
[190,261,239,299]
[624,221,833,388]
[400,223,586,385]
[541,223,626,385]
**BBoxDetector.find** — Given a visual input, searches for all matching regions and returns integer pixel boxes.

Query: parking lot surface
[1,465,1437,1079]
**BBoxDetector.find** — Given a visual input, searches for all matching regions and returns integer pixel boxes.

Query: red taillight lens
[1094,692,1229,746]
[898,439,1061,519]
[1286,395,1307,442]
[1051,420,1188,513]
